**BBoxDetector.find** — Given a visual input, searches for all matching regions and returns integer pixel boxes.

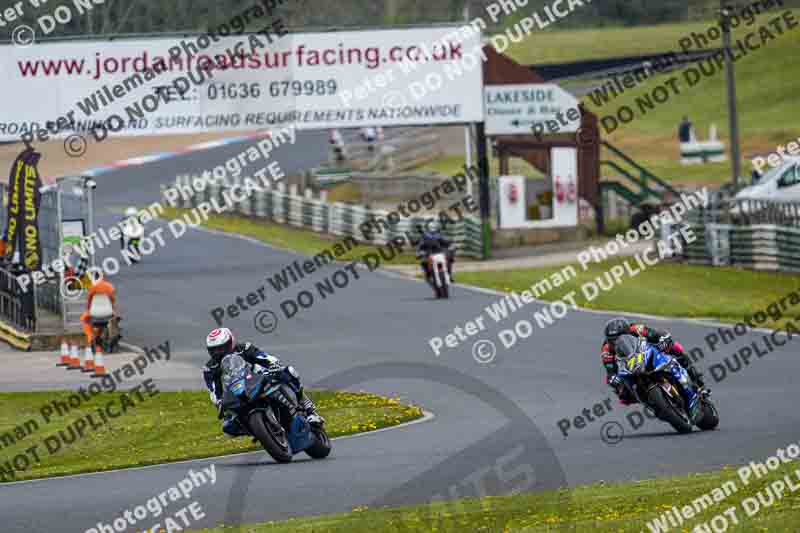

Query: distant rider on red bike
[416,229,455,282]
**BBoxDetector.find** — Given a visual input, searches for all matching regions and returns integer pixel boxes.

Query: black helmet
[604,318,630,345]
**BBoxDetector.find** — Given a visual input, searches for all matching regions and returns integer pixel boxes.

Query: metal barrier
[167,178,485,259]
[323,129,442,173]
[677,197,800,273]
[0,265,36,332]
[0,177,93,335]
[732,198,800,227]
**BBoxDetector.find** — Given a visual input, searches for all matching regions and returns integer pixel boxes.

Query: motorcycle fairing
[287,415,313,453]
[618,344,699,408]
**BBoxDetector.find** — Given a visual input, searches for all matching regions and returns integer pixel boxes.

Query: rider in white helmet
[202,327,323,437]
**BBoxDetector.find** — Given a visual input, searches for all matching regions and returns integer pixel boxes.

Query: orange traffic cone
[91,347,107,377]
[82,346,95,373]
[57,341,70,367]
[68,344,82,370]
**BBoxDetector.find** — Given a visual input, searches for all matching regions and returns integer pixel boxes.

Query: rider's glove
[271,365,298,385]
[608,374,623,390]
[657,334,674,353]
[601,353,617,373]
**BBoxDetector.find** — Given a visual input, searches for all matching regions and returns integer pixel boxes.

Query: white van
[736,157,800,202]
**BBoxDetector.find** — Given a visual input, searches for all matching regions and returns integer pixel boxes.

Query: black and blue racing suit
[202,342,318,437]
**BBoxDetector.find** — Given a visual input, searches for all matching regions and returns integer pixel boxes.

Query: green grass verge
[504,9,800,64]
[458,257,800,330]
[0,390,422,482]
[192,458,800,532]
[161,207,419,265]
[499,10,800,186]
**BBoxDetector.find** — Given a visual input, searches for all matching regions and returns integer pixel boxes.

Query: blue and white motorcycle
[615,335,719,434]
[219,354,331,463]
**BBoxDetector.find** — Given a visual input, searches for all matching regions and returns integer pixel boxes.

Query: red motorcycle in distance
[426,252,451,299]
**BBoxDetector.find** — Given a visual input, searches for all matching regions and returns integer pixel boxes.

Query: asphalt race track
[1,131,798,532]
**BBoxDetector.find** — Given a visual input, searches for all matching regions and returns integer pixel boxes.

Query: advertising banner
[0,26,484,140]
[4,151,27,262]
[4,149,43,269]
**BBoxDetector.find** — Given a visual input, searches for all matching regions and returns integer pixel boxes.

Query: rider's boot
[423,263,432,282]
[299,394,325,425]
[673,347,708,391]
[222,415,248,438]
[617,388,636,406]
[688,366,706,389]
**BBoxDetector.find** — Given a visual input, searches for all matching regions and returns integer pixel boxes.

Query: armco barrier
[164,176,484,259]
[678,198,800,273]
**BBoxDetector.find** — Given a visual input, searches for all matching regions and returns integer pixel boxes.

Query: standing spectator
[678,116,692,143]
[361,127,377,143]
[329,129,346,162]
[361,127,377,152]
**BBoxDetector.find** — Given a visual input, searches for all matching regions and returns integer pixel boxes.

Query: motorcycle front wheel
[648,385,693,434]
[248,410,292,463]
[438,270,449,299]
[305,427,332,459]
[127,243,140,263]
[696,398,720,430]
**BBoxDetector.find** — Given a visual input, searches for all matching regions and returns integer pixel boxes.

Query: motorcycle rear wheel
[248,410,292,463]
[432,280,443,299]
[648,386,692,434]
[305,427,332,459]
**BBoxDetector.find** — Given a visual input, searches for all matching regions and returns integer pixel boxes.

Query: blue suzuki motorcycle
[615,335,719,434]
[219,354,331,463]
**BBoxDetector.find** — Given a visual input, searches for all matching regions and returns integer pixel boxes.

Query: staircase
[599,141,680,219]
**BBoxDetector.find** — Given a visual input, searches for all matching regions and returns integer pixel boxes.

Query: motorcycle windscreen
[221,354,249,407]
[221,354,248,388]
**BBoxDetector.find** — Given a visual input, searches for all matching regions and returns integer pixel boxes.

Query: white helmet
[206,327,235,362]
[125,207,138,218]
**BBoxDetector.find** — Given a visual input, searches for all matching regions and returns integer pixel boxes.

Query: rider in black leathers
[416,229,455,282]
[601,318,706,404]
